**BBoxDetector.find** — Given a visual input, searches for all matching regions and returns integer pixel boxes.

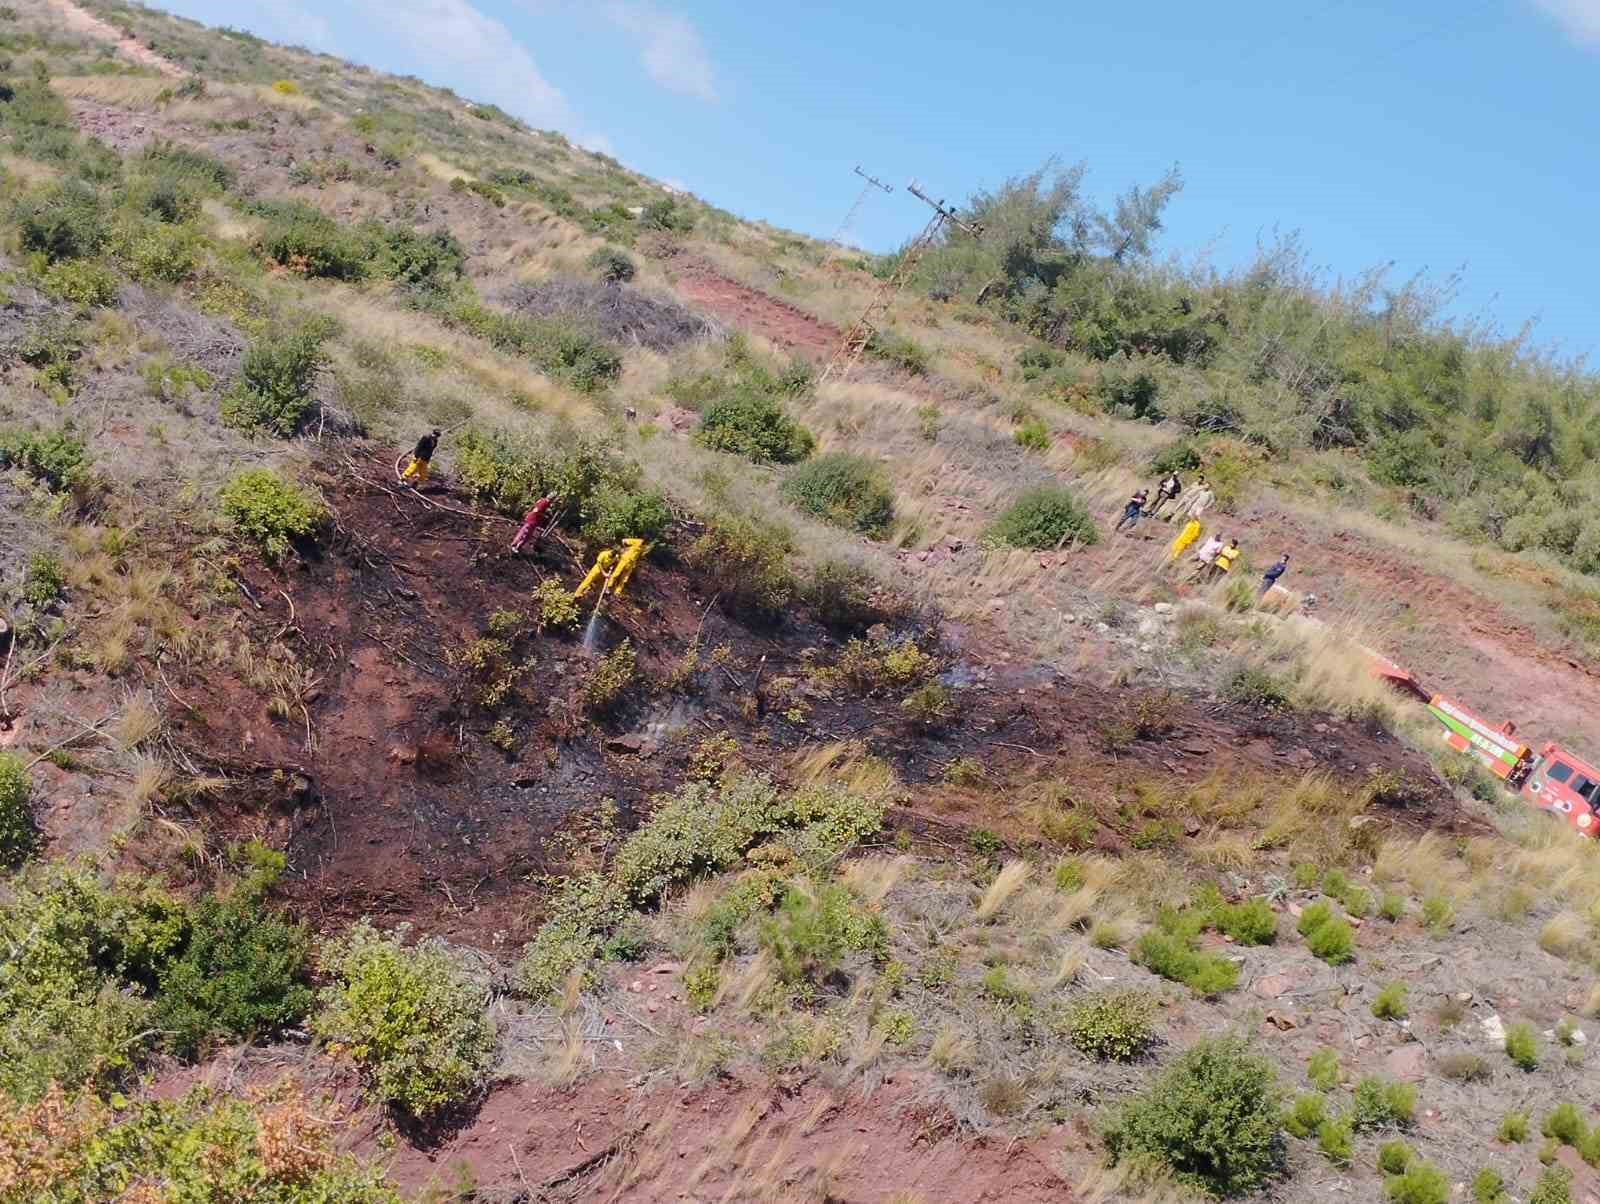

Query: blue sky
[156,1,1598,355]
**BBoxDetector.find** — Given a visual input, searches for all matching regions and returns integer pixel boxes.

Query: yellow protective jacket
[1167,520,1203,562]
[1213,545,1239,572]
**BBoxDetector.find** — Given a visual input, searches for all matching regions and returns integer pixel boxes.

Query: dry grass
[51,74,170,106]
[112,692,161,751]
[1538,911,1590,961]
[977,861,1032,921]
[126,753,169,808]
[789,740,898,801]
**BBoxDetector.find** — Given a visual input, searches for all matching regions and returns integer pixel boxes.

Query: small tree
[987,486,1099,549]
[220,469,327,562]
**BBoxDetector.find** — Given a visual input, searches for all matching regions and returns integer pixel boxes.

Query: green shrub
[684,963,719,1012]
[865,328,930,375]
[1014,416,1051,451]
[532,578,580,632]
[581,485,672,547]
[219,468,327,562]
[782,452,895,537]
[0,426,91,490]
[1378,1140,1415,1175]
[1351,1076,1416,1131]
[152,891,312,1059]
[1133,925,1239,998]
[581,639,636,714]
[258,216,370,280]
[1506,1022,1540,1071]
[453,427,641,522]
[38,257,119,306]
[684,514,798,617]
[12,181,108,261]
[1372,982,1409,1020]
[138,138,235,191]
[1223,666,1291,709]
[116,220,201,283]
[379,225,466,291]
[1065,991,1156,1062]
[314,921,496,1120]
[1386,1161,1450,1204]
[1212,898,1277,945]
[444,299,622,390]
[1472,1168,1510,1204]
[803,557,888,630]
[1299,901,1356,965]
[1421,894,1454,932]
[1284,1092,1325,1139]
[586,245,636,282]
[695,390,816,465]
[1308,1047,1340,1091]
[1544,1102,1588,1146]
[0,753,35,867]
[21,551,64,608]
[987,486,1099,549]
[1101,1036,1283,1197]
[221,332,325,437]
[1530,1167,1573,1204]
[640,196,694,233]
[1501,1111,1531,1142]
[1379,891,1407,922]
[1318,1116,1353,1165]
[759,880,887,984]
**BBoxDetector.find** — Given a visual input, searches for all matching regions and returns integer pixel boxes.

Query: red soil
[674,259,842,362]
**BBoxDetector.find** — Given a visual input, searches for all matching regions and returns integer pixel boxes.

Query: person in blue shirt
[1259,553,1290,599]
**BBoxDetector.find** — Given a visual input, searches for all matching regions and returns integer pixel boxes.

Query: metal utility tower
[830,165,894,247]
[819,180,982,385]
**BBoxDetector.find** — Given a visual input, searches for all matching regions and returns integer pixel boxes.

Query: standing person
[1259,553,1290,600]
[1169,474,1213,522]
[1150,471,1183,519]
[510,496,554,553]
[1206,538,1240,582]
[1189,533,1225,579]
[1114,489,1149,533]
[401,428,441,487]
[1166,518,1203,564]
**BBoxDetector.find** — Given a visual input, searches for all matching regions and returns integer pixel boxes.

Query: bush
[1285,1092,1325,1139]
[1530,1167,1574,1204]
[1386,1161,1450,1204]
[1501,1111,1531,1142]
[684,514,798,617]
[1379,891,1407,922]
[314,921,496,1120]
[581,485,672,547]
[865,329,930,375]
[782,452,895,538]
[586,245,636,282]
[695,390,816,465]
[38,258,119,306]
[1223,666,1291,709]
[258,217,371,281]
[581,639,637,714]
[758,880,887,984]
[1506,1022,1540,1071]
[116,220,201,283]
[1318,1116,1353,1165]
[1308,1047,1340,1091]
[1544,1102,1588,1146]
[1065,991,1156,1062]
[1101,1036,1283,1197]
[1298,901,1355,965]
[453,427,641,523]
[221,332,325,437]
[987,486,1099,549]
[21,551,64,608]
[0,753,35,867]
[1352,1076,1415,1131]
[12,181,108,261]
[152,891,313,1058]
[0,426,91,490]
[1014,416,1051,451]
[1378,1140,1415,1175]
[1372,982,1409,1020]
[220,468,327,562]
[532,578,580,632]
[803,557,889,630]
[1133,925,1239,998]
[1212,898,1277,945]
[137,138,235,191]
[1473,1168,1510,1204]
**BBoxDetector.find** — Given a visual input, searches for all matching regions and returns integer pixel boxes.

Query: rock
[1136,617,1162,637]
[1253,973,1295,1000]
[1265,1010,1298,1031]
[1384,1045,1427,1082]
[1456,991,1473,1004]
[1094,622,1111,634]
[386,744,418,765]
[1574,1029,1589,1046]
[1153,602,1175,615]
[1481,1013,1506,1047]
[606,734,645,754]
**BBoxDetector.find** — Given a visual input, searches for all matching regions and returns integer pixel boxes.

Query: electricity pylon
[830,165,893,247]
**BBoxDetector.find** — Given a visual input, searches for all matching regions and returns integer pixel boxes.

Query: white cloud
[602,2,718,101]
[1531,0,1600,45]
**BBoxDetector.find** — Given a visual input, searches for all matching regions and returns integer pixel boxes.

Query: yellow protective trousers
[606,539,647,598]
[401,456,430,485]
[1167,519,1203,563]
[574,550,617,599]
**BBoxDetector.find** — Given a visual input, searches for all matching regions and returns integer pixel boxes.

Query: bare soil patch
[46,0,186,78]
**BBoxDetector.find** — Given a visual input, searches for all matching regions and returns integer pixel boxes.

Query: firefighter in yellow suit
[574,548,617,599]
[607,539,647,598]
[1167,518,1202,563]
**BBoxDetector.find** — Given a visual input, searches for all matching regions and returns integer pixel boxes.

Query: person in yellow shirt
[573,548,617,599]
[1206,538,1240,582]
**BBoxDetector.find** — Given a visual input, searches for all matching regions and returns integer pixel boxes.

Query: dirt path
[45,0,186,77]
[673,258,843,361]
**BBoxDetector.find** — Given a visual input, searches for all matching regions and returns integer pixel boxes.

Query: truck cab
[1522,744,1600,837]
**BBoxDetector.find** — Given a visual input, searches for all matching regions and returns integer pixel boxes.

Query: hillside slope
[2,3,1599,1202]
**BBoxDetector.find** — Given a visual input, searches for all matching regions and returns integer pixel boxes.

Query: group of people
[1114,471,1217,533]
[1112,471,1292,601]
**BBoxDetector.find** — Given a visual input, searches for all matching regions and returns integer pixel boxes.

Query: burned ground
[151,443,1468,953]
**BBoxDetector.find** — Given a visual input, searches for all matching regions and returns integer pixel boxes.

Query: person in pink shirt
[510,496,553,553]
